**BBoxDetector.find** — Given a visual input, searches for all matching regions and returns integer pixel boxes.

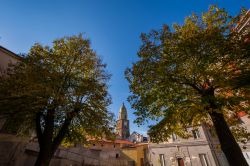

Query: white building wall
[0,47,20,74]
[148,144,218,166]
[148,124,229,166]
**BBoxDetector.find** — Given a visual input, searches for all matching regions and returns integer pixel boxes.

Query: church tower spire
[119,103,127,119]
[116,103,130,139]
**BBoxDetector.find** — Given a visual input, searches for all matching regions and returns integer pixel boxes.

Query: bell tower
[116,103,130,139]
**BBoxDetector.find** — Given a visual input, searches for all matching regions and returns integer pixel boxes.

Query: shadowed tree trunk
[34,111,73,166]
[203,88,248,166]
[209,111,248,166]
[34,144,54,166]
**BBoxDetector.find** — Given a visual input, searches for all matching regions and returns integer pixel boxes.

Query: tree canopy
[126,6,250,165]
[0,34,114,166]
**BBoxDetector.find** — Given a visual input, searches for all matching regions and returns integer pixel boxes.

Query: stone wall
[0,133,135,166]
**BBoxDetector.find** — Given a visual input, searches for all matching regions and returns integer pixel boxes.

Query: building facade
[148,124,229,166]
[148,115,250,166]
[121,143,149,166]
[0,46,21,130]
[0,46,21,74]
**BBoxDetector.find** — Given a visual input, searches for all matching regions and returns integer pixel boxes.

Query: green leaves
[126,6,250,141]
[0,34,114,145]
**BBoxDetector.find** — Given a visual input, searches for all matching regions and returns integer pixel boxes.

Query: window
[159,154,166,166]
[172,133,177,141]
[124,121,127,127]
[192,129,200,139]
[199,154,209,166]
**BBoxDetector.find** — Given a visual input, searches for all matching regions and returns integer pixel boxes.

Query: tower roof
[118,103,128,120]
[119,103,127,114]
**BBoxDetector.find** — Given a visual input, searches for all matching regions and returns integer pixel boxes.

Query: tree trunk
[34,110,56,166]
[209,111,248,166]
[34,112,73,166]
[34,144,54,166]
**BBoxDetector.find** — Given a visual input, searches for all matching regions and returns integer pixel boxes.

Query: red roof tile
[115,139,134,145]
[237,111,247,118]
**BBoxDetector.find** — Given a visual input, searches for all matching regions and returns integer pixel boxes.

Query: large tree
[0,35,114,166]
[126,6,250,166]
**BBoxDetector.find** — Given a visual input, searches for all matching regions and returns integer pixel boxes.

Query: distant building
[129,131,144,143]
[116,103,130,139]
[129,131,148,143]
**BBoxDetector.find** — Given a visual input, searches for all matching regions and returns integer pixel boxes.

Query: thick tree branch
[183,82,203,94]
[35,112,43,145]
[51,108,79,153]
[52,116,72,152]
[43,108,55,145]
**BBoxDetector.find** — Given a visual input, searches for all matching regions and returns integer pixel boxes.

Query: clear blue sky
[0,0,249,136]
